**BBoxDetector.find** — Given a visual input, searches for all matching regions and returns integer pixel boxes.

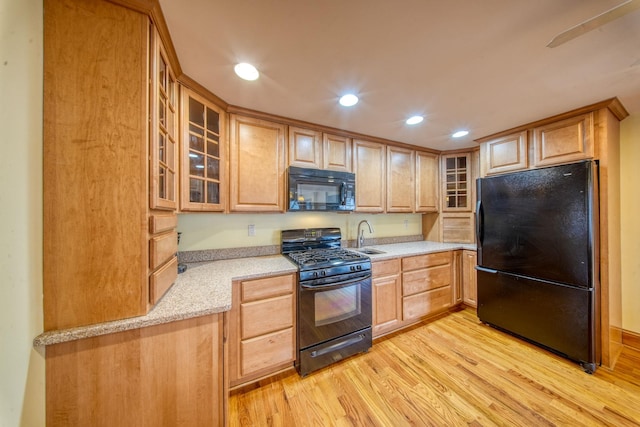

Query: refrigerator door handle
[475,266,497,274]
[476,200,484,245]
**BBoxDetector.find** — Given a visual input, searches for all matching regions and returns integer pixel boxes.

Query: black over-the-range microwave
[288,166,355,211]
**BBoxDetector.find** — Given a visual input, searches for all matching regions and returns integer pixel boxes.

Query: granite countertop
[34,241,476,347]
[34,255,298,347]
[354,241,476,261]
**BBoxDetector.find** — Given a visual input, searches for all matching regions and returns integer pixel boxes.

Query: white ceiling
[159,0,640,151]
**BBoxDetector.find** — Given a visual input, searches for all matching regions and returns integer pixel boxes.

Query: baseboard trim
[622,329,640,351]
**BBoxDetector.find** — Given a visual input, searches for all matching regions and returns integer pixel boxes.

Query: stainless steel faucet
[357,220,374,248]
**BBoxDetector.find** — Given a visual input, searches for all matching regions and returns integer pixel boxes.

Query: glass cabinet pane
[189,152,205,176]
[207,182,219,204]
[206,109,220,133]
[190,178,204,203]
[189,97,205,127]
[207,157,219,180]
[189,132,204,152]
[207,139,219,157]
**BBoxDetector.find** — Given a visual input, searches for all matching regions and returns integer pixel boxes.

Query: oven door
[298,275,372,349]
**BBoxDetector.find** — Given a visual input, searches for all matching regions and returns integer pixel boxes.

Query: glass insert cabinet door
[150,29,178,210]
[180,87,226,211]
[443,154,470,210]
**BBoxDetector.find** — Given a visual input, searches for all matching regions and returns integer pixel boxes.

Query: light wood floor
[229,308,640,426]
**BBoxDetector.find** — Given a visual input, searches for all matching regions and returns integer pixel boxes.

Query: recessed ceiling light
[452,130,469,138]
[234,63,259,81]
[339,94,359,107]
[405,115,424,125]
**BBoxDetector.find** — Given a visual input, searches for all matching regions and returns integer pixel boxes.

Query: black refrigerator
[476,160,599,373]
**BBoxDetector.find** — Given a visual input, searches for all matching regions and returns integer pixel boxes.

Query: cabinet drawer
[403,286,452,320]
[240,328,294,377]
[402,251,451,271]
[372,258,400,277]
[402,264,451,296]
[149,213,177,234]
[241,274,294,302]
[149,256,177,305]
[241,295,293,339]
[149,231,178,270]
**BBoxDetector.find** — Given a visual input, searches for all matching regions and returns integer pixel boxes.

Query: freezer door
[477,269,597,368]
[476,161,597,288]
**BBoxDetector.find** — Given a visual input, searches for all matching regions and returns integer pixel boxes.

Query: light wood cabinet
[441,213,475,244]
[227,274,296,388]
[462,250,477,307]
[46,315,225,426]
[442,153,471,211]
[477,111,595,176]
[150,27,178,211]
[440,151,478,243]
[480,130,528,176]
[416,151,439,212]
[148,24,179,306]
[372,259,402,337]
[44,0,168,329]
[353,139,386,212]
[452,250,463,305]
[386,146,415,212]
[287,127,352,171]
[229,115,287,212]
[532,112,594,167]
[179,86,226,211]
[323,133,352,171]
[401,252,453,320]
[288,126,322,169]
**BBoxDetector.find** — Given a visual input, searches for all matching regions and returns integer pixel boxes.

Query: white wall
[620,115,640,334]
[0,0,45,426]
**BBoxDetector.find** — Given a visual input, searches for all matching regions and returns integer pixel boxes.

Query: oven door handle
[300,275,370,290]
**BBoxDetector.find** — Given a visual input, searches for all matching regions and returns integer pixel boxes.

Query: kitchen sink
[356,248,386,255]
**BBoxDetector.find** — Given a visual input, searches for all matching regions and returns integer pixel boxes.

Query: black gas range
[282,228,372,376]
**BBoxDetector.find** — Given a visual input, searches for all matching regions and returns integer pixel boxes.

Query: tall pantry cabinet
[44,0,178,329]
[44,1,225,425]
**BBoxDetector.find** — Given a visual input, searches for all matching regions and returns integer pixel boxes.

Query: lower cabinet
[462,250,478,307]
[372,258,402,337]
[402,251,453,320]
[372,251,455,338]
[227,273,296,388]
[46,314,225,427]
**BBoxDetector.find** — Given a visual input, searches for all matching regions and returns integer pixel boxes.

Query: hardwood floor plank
[228,308,640,426]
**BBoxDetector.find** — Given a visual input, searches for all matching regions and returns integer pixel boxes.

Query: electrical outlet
[248,224,255,236]
[404,219,409,229]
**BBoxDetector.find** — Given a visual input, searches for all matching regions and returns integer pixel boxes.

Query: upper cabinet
[441,153,471,211]
[288,126,322,169]
[180,86,226,212]
[478,108,600,177]
[353,139,386,212]
[229,114,287,212]
[532,112,593,168]
[323,133,352,172]
[150,29,178,211]
[386,146,415,213]
[415,151,439,212]
[287,126,352,171]
[480,130,527,176]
